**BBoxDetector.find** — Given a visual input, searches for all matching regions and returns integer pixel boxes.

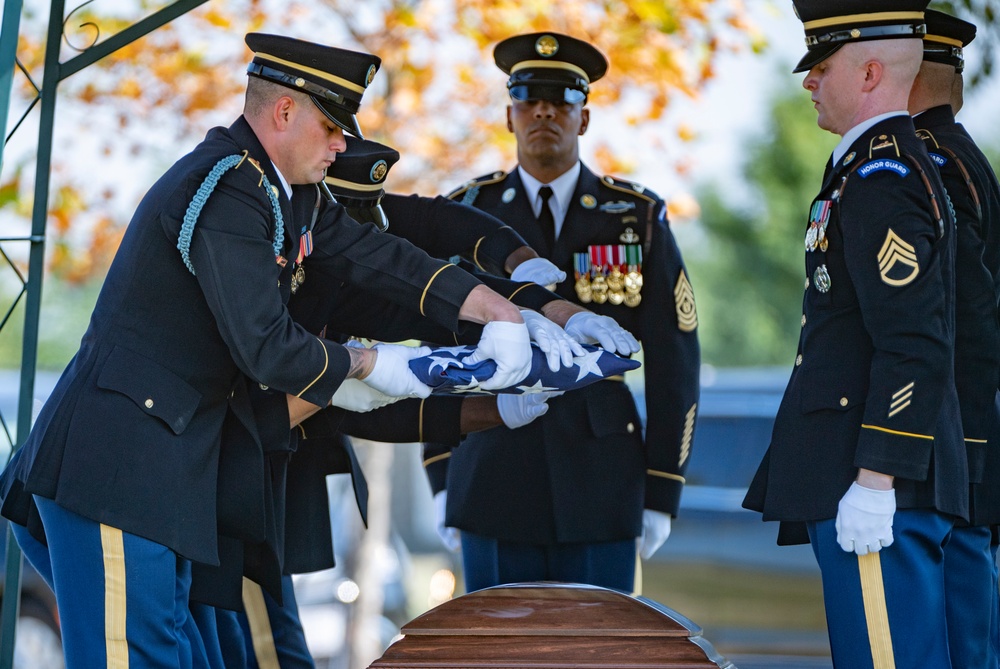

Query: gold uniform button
[626,422,635,434]
[795,354,803,366]
[144,398,154,409]
[801,314,807,327]
[840,397,849,407]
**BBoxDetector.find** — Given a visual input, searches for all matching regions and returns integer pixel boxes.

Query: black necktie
[537,185,555,254]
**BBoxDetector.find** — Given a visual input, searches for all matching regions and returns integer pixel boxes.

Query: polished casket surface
[369,582,735,668]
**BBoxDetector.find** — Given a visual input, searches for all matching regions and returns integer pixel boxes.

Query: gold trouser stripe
[418,398,425,443]
[419,264,455,316]
[243,579,281,669]
[100,524,129,669]
[511,59,590,81]
[803,11,923,30]
[255,52,366,94]
[632,550,642,597]
[858,553,897,669]
[647,469,685,484]
[423,451,451,467]
[296,337,329,398]
[860,424,934,440]
[925,35,963,47]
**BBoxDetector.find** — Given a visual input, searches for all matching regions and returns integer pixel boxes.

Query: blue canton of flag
[409,344,641,395]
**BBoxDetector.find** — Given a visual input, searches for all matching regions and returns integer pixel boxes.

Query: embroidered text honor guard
[857,158,911,179]
[674,270,698,332]
[878,229,920,286]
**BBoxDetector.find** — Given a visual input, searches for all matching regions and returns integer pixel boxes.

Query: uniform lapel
[503,170,550,256]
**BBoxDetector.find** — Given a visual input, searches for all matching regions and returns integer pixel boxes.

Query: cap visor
[793,44,843,73]
[313,98,364,139]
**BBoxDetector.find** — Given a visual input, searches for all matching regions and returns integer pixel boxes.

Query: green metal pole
[0,0,24,171]
[0,0,64,664]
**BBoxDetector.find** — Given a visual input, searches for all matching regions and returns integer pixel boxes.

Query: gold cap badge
[535,35,559,57]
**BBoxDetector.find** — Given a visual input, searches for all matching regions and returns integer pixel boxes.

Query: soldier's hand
[835,482,896,555]
[638,509,672,559]
[564,312,640,355]
[331,378,399,413]
[510,257,566,288]
[497,391,563,429]
[520,310,585,371]
[362,343,433,399]
[464,321,532,391]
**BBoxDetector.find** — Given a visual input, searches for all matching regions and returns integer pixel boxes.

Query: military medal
[589,245,608,304]
[574,253,593,303]
[805,200,831,252]
[290,264,305,294]
[623,244,643,307]
[813,264,832,293]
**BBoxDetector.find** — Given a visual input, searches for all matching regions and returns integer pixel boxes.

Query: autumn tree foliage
[2,0,760,281]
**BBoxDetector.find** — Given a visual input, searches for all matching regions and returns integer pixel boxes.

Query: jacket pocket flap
[97,346,202,435]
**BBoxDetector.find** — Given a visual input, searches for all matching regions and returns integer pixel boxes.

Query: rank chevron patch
[877,229,919,287]
[674,269,698,332]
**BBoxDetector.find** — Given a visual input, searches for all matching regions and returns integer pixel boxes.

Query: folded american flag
[409,344,640,395]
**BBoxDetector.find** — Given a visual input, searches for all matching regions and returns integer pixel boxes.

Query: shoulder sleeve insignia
[674,269,698,332]
[928,152,947,167]
[877,229,920,286]
[857,159,910,179]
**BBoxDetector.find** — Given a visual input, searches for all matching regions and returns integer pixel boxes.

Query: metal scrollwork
[63,0,100,53]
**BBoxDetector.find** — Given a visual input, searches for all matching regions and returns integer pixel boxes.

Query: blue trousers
[460,532,636,593]
[808,510,953,669]
[943,524,998,669]
[238,575,314,669]
[32,495,210,669]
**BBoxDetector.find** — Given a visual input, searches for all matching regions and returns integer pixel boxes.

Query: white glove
[638,509,672,559]
[331,378,400,412]
[362,343,433,399]
[564,312,640,356]
[520,310,586,371]
[497,391,563,429]
[433,491,461,552]
[510,257,566,287]
[463,321,532,391]
[835,482,896,555]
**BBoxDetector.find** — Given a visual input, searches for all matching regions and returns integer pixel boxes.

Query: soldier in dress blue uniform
[232,137,634,667]
[0,33,538,668]
[909,11,1000,668]
[423,31,700,593]
[742,2,968,667]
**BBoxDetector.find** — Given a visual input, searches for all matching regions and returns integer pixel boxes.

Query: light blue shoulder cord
[177,153,285,275]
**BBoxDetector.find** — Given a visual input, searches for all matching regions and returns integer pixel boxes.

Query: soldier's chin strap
[177,151,285,275]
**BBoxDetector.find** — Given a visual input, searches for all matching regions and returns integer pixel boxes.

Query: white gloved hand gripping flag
[408,343,640,395]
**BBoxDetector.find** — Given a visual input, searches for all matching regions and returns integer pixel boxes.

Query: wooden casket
[369,582,735,668]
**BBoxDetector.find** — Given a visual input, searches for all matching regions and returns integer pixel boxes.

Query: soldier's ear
[579,107,590,136]
[506,105,514,133]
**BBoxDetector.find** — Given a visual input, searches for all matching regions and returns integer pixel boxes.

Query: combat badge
[877,229,919,286]
[813,264,831,293]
